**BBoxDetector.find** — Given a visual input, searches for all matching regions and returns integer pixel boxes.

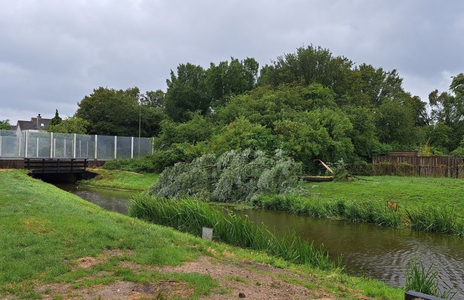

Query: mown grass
[0,170,404,299]
[130,195,339,270]
[78,168,159,191]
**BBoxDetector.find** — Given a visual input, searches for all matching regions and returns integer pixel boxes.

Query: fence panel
[373,155,463,178]
[0,130,152,160]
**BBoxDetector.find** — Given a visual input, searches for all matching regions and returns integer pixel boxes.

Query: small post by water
[202,227,213,241]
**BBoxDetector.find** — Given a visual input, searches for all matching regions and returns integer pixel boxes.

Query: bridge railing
[0,130,153,160]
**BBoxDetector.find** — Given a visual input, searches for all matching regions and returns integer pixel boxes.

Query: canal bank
[0,170,404,299]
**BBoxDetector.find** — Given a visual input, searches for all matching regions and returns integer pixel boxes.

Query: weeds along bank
[140,149,464,237]
[0,170,404,299]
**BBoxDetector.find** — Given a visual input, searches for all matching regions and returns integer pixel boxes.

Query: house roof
[16,116,52,131]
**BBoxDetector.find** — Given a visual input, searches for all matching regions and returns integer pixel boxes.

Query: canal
[59,184,464,297]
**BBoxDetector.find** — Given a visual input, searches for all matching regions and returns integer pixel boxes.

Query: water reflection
[57,183,134,215]
[236,209,464,296]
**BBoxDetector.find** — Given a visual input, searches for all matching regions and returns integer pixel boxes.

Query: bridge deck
[24,158,88,174]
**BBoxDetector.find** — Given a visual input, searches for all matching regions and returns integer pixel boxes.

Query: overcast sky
[1,0,463,124]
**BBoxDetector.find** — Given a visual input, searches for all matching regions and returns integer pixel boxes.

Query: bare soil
[35,250,358,300]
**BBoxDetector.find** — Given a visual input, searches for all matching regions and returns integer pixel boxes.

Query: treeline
[50,45,464,172]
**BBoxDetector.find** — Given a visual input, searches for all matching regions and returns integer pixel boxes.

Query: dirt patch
[76,257,100,269]
[159,257,333,299]
[38,280,193,299]
[37,254,352,299]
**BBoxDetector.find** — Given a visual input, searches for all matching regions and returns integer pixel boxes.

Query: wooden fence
[372,155,464,178]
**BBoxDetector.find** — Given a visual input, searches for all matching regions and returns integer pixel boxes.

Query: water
[57,183,135,215]
[60,185,464,297]
[236,209,464,296]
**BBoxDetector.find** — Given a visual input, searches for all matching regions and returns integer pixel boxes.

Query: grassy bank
[253,176,464,236]
[78,168,159,191]
[0,170,404,299]
[80,170,464,236]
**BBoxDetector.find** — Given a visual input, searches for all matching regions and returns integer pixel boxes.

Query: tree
[164,63,210,122]
[0,119,10,130]
[257,45,353,96]
[76,87,163,137]
[48,116,90,134]
[429,73,464,150]
[49,109,62,127]
[207,57,259,107]
[141,89,165,109]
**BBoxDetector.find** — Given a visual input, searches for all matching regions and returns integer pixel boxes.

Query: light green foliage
[405,258,455,299]
[208,117,276,155]
[150,149,303,202]
[153,113,212,150]
[48,116,89,134]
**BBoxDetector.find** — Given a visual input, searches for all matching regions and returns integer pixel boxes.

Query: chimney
[37,114,41,130]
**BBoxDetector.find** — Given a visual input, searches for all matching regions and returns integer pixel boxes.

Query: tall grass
[253,194,402,228]
[130,195,340,270]
[406,206,463,236]
[405,258,456,299]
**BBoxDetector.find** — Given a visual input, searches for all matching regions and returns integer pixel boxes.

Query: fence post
[114,136,118,160]
[131,137,134,159]
[94,135,98,160]
[24,131,28,158]
[50,132,54,158]
[0,135,2,157]
[73,134,77,159]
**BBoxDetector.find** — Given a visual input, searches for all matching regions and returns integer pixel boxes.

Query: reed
[130,195,339,270]
[405,258,455,299]
[406,206,463,236]
[253,194,401,228]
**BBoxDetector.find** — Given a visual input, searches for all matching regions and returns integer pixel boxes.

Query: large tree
[76,87,164,137]
[429,73,464,150]
[164,63,210,122]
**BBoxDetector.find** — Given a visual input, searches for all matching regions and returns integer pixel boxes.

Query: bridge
[0,130,153,180]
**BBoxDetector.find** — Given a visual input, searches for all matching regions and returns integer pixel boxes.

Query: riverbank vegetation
[130,195,338,270]
[78,168,159,191]
[0,170,406,299]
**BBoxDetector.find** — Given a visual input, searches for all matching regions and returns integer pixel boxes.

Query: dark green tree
[164,63,210,122]
[429,73,464,150]
[49,109,62,127]
[48,116,89,134]
[76,87,163,137]
[207,57,259,107]
[0,119,10,130]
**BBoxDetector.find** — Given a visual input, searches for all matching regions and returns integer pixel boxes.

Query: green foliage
[49,109,62,127]
[153,113,212,150]
[208,117,276,155]
[0,119,10,130]
[149,149,304,203]
[405,258,455,299]
[406,206,462,236]
[48,116,89,134]
[76,87,164,137]
[130,196,338,270]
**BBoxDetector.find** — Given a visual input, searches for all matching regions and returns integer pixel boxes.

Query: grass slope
[78,168,159,191]
[0,170,403,299]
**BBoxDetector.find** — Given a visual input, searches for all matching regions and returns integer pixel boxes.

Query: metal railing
[0,130,153,160]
